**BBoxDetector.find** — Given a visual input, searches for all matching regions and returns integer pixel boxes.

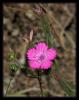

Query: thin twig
[7,87,40,96]
[64,5,74,17]
[60,14,74,35]
[40,4,75,49]
[6,87,54,96]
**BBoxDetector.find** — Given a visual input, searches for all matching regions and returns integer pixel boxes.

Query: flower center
[39,55,45,61]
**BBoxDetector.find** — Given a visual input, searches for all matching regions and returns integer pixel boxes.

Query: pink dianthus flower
[26,42,57,69]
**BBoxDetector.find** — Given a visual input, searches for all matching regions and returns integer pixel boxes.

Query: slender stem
[5,77,13,96]
[37,70,43,96]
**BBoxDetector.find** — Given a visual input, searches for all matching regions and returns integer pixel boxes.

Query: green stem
[5,77,13,96]
[53,61,75,96]
[46,75,51,96]
[37,70,43,96]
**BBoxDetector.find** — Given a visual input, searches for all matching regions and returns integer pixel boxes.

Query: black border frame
[1,0,78,99]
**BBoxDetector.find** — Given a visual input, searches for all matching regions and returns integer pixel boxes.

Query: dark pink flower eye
[39,55,45,61]
[26,42,57,70]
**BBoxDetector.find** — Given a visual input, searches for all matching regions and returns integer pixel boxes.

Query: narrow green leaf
[40,15,54,47]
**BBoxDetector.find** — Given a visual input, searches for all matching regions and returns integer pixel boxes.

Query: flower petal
[36,42,48,51]
[27,48,36,60]
[41,60,52,69]
[47,48,57,60]
[28,60,41,69]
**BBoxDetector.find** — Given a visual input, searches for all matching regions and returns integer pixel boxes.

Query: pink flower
[26,42,57,69]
